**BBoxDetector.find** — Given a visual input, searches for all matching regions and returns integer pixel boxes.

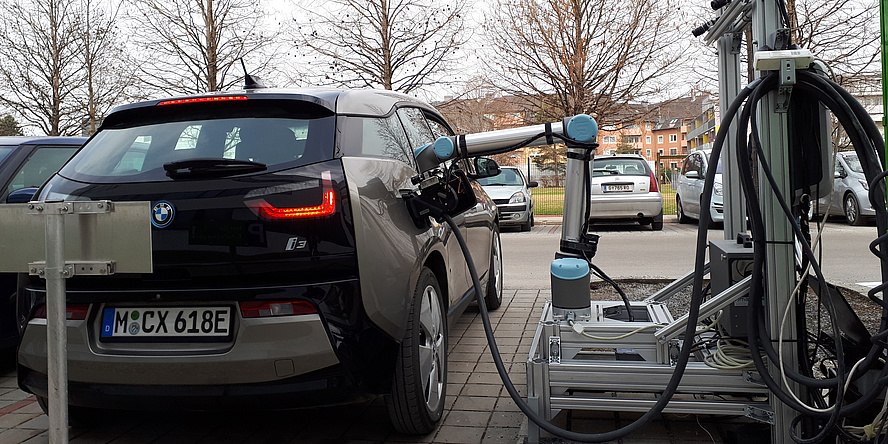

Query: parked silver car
[676,149,723,225]
[589,154,663,230]
[816,151,874,225]
[478,166,537,231]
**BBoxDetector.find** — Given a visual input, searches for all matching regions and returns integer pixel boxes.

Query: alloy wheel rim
[846,197,857,223]
[418,285,445,412]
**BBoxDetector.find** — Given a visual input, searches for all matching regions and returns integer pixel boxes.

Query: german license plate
[101,306,232,338]
[603,184,632,192]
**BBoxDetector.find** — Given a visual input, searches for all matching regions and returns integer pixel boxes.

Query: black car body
[0,136,84,348]
[16,89,501,433]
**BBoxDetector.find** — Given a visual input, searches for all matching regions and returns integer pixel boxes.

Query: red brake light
[649,170,659,192]
[156,96,248,106]
[254,189,336,219]
[240,301,317,318]
[248,171,337,219]
[34,304,89,320]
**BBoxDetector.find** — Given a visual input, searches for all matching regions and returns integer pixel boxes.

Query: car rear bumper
[589,193,664,219]
[19,363,371,410]
[18,281,400,408]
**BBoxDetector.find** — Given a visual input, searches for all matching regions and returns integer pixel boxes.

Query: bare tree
[78,0,141,134]
[484,0,683,121]
[785,0,879,83]
[291,0,469,94]
[131,0,276,94]
[0,0,84,136]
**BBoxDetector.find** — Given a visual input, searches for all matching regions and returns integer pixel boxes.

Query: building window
[669,134,678,143]
[670,162,678,169]
[603,135,616,144]
[658,149,663,156]
[646,149,651,157]
[626,135,640,144]
[646,136,651,144]
[670,148,677,155]
[657,135,664,144]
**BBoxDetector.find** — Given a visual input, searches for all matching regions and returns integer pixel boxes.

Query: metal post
[42,203,68,443]
[881,0,888,163]
[751,1,800,441]
[718,32,747,239]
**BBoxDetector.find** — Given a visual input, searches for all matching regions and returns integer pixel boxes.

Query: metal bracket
[776,59,795,113]
[730,33,743,54]
[27,200,113,215]
[548,336,561,363]
[744,370,765,386]
[29,261,115,277]
[746,405,775,424]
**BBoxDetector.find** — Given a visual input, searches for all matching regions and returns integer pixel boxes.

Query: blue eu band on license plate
[101,307,232,338]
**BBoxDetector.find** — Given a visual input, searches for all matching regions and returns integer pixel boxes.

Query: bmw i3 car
[16,88,502,434]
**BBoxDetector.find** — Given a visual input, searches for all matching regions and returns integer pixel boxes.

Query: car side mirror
[835,171,844,179]
[473,157,501,179]
[528,181,539,188]
[7,187,38,203]
[686,171,700,179]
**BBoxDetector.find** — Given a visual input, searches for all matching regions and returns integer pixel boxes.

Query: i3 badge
[152,201,175,228]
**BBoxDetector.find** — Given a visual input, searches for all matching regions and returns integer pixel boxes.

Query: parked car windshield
[477,168,524,186]
[592,158,648,176]
[704,152,723,174]
[59,116,334,183]
[843,153,863,173]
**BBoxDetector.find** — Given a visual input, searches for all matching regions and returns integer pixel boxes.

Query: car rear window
[592,158,648,176]
[59,116,334,183]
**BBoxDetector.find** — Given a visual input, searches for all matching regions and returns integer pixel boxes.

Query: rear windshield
[59,116,334,183]
[592,158,648,176]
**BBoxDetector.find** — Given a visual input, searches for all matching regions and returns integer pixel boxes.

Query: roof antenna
[240,59,265,89]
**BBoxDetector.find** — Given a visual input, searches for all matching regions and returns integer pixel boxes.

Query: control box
[710,238,754,337]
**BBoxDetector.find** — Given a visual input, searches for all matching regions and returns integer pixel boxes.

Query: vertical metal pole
[881,0,888,163]
[751,2,799,442]
[718,32,747,239]
[43,204,68,443]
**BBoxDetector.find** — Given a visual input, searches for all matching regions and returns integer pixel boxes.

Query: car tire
[844,193,864,226]
[676,196,691,223]
[386,267,446,435]
[651,214,663,231]
[519,216,531,232]
[485,229,503,310]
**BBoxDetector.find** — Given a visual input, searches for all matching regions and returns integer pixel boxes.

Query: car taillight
[156,96,248,106]
[240,301,317,318]
[253,189,336,219]
[33,304,89,321]
[247,171,336,219]
[649,170,659,192]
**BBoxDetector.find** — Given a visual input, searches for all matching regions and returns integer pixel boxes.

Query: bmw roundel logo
[151,201,175,228]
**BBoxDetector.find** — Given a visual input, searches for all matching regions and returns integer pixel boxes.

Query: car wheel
[844,193,864,226]
[676,196,691,223]
[651,214,663,231]
[386,267,446,435]
[519,216,532,232]
[485,229,503,310]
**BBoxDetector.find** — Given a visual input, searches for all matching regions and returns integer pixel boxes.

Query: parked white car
[589,154,664,230]
[478,166,537,231]
[676,149,723,225]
